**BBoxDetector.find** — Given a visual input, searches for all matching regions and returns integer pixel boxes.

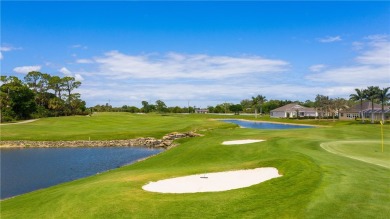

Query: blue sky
[1,1,389,107]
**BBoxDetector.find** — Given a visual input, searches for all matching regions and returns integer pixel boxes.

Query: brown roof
[342,101,382,113]
[270,103,316,112]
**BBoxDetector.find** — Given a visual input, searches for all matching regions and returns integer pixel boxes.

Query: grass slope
[1,113,389,218]
[0,113,230,141]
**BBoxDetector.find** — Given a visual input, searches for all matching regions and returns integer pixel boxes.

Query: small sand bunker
[222,139,265,145]
[142,167,281,193]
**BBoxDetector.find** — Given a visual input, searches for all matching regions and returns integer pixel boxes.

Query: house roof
[270,103,315,112]
[342,101,383,113]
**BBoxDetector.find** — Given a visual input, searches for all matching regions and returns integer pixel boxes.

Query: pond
[0,147,162,199]
[222,119,313,129]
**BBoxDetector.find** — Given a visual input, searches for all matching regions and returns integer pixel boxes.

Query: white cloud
[364,34,388,41]
[318,36,342,43]
[59,67,72,76]
[309,64,326,72]
[92,51,289,80]
[76,59,93,64]
[71,44,87,49]
[0,46,21,52]
[13,65,41,74]
[1,45,22,59]
[352,41,364,51]
[307,65,389,85]
[356,35,390,65]
[307,35,390,87]
[75,74,84,81]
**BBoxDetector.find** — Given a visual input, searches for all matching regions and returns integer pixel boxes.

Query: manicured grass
[1,113,389,218]
[321,140,390,168]
[0,113,232,141]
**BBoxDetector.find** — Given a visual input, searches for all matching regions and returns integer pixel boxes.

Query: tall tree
[141,101,150,113]
[48,76,63,99]
[24,72,51,107]
[331,97,348,121]
[3,79,37,120]
[364,86,380,124]
[378,87,390,124]
[62,76,81,102]
[240,99,252,113]
[24,71,42,93]
[349,88,366,123]
[155,100,167,113]
[258,95,267,115]
[251,95,266,118]
[61,77,81,114]
[314,94,330,119]
[229,104,243,115]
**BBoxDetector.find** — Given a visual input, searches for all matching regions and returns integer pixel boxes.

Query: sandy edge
[142,167,282,193]
[222,139,265,145]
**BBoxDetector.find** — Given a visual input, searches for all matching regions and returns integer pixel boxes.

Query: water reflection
[0,147,162,199]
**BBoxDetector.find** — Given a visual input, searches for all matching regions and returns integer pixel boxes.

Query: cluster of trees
[1,72,86,122]
[92,100,197,114]
[349,86,390,123]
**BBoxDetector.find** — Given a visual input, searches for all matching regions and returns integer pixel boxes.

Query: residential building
[270,103,317,118]
[195,108,209,114]
[339,101,390,120]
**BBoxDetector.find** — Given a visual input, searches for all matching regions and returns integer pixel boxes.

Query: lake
[0,147,162,199]
[222,119,313,129]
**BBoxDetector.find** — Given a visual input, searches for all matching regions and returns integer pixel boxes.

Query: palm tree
[258,95,267,116]
[364,86,380,124]
[349,88,365,123]
[48,97,64,117]
[251,95,267,118]
[378,87,390,124]
[251,96,259,118]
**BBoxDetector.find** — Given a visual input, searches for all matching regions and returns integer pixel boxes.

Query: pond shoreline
[215,118,326,127]
[0,132,202,149]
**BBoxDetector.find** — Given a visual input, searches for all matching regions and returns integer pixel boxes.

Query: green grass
[0,112,231,141]
[320,140,390,168]
[1,113,389,218]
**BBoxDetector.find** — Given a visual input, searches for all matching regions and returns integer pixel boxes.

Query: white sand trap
[142,167,281,193]
[222,139,265,145]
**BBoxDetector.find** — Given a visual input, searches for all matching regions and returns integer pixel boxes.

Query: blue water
[0,147,162,199]
[222,119,313,129]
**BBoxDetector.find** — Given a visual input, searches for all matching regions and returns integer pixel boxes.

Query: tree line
[1,72,86,122]
[93,86,389,123]
[92,100,197,114]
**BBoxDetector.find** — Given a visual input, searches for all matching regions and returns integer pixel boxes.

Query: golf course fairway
[1,113,389,218]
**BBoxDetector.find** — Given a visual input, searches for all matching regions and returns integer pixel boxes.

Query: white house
[195,108,209,114]
[270,103,317,118]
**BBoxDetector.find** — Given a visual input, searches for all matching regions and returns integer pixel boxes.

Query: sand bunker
[142,167,281,193]
[222,139,265,145]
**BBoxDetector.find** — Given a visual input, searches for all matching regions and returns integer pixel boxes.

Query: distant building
[339,101,390,120]
[195,108,209,114]
[270,103,317,118]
